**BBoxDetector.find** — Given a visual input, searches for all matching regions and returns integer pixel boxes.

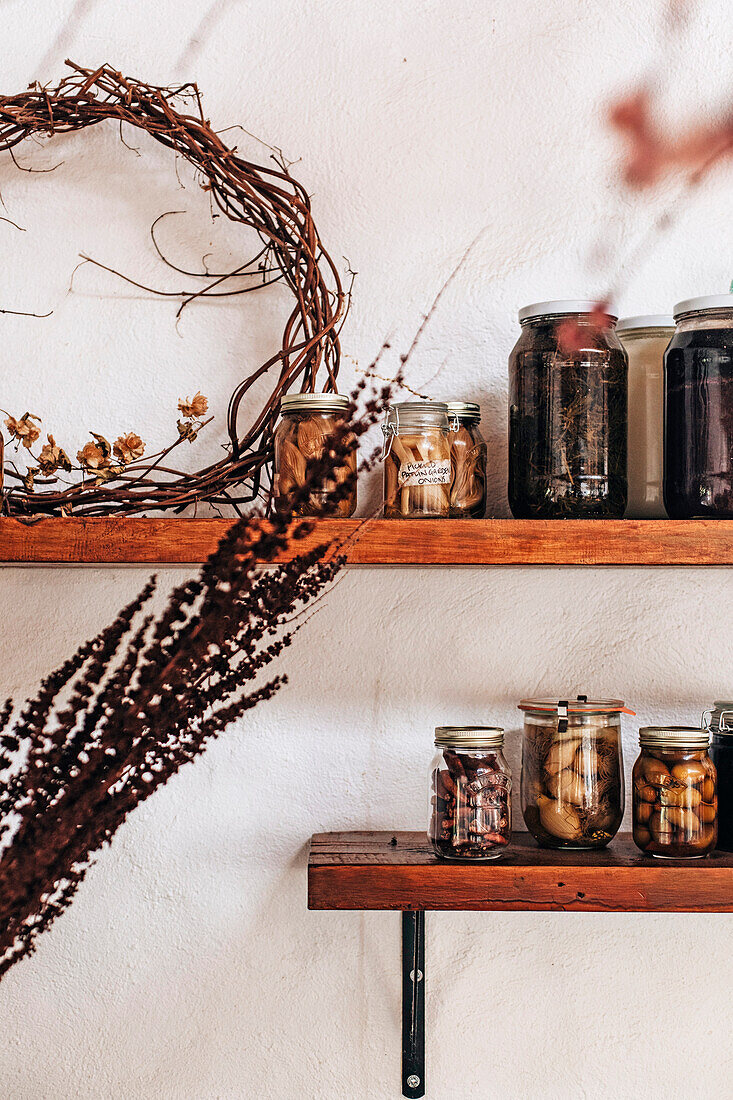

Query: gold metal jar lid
[280,393,351,414]
[518,697,629,716]
[434,726,504,749]
[639,725,710,749]
[445,401,481,424]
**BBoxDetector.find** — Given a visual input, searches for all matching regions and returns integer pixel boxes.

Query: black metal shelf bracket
[401,911,425,1098]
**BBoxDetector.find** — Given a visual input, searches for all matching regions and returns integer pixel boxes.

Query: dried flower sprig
[2,394,210,498]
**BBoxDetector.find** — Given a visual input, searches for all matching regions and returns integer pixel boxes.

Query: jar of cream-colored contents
[617,315,674,518]
[383,401,451,518]
[274,393,357,517]
[520,697,627,849]
[633,726,717,858]
[429,726,511,860]
[446,402,487,518]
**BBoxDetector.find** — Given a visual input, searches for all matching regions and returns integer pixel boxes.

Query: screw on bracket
[406,1075,421,1089]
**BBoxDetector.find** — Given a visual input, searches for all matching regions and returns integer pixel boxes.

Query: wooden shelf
[1,516,733,565]
[308,831,733,912]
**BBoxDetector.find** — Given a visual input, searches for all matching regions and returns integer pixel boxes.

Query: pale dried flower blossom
[38,435,72,476]
[5,413,40,450]
[113,432,145,464]
[178,391,208,419]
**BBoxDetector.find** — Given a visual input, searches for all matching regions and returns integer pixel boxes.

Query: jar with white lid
[617,315,674,518]
[633,726,717,858]
[429,726,511,860]
[383,401,451,518]
[665,295,733,518]
[508,301,628,518]
[445,401,487,518]
[274,393,357,516]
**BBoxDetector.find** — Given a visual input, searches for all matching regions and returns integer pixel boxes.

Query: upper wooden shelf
[0,516,732,566]
[308,831,733,912]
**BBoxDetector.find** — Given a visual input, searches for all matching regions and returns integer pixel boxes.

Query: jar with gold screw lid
[274,393,357,517]
[633,726,717,858]
[429,726,511,860]
[445,402,487,518]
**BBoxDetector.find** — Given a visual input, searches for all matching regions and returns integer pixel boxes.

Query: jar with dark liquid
[509,301,628,518]
[665,296,733,518]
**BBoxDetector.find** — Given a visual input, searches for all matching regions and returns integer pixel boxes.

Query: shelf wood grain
[308,831,733,912]
[0,516,732,565]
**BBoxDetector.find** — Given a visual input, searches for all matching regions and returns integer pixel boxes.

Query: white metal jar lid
[517,300,617,324]
[434,726,504,749]
[639,725,709,749]
[385,401,449,430]
[280,393,351,414]
[616,315,675,333]
[673,294,733,319]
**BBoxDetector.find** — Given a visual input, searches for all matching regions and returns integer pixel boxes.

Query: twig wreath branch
[0,60,347,517]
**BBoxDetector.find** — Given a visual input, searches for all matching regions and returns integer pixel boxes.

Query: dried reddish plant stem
[0,61,347,516]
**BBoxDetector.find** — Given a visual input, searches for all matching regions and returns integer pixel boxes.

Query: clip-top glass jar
[383,401,451,518]
[665,296,733,517]
[633,726,717,857]
[445,402,487,518]
[274,393,357,517]
[706,702,733,852]
[617,315,674,518]
[508,301,628,518]
[429,727,511,860]
[520,697,627,849]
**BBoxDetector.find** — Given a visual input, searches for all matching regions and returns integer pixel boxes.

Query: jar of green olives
[632,726,717,858]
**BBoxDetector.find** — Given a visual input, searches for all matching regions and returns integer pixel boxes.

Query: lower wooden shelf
[308,830,733,912]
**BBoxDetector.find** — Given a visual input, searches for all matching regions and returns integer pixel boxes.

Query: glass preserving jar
[429,726,511,860]
[617,315,674,518]
[520,697,627,849]
[633,727,717,858]
[705,701,733,852]
[508,301,628,518]
[274,393,357,517]
[665,296,733,518]
[445,402,487,518]
[383,401,451,518]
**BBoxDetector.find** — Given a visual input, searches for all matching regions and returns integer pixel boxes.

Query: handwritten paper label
[398,459,451,487]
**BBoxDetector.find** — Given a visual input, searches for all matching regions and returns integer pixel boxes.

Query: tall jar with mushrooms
[274,393,357,517]
[520,697,627,849]
[382,401,451,518]
[429,726,511,860]
[633,726,717,858]
[446,402,487,518]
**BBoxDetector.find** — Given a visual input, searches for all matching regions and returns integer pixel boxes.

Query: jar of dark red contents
[633,727,717,858]
[429,727,511,860]
[705,701,733,851]
[665,296,733,517]
[508,301,628,518]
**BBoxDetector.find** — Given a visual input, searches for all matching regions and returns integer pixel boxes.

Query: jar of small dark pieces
[429,726,511,860]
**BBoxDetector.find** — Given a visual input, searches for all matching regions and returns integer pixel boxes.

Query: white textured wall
[1,2,733,1098]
